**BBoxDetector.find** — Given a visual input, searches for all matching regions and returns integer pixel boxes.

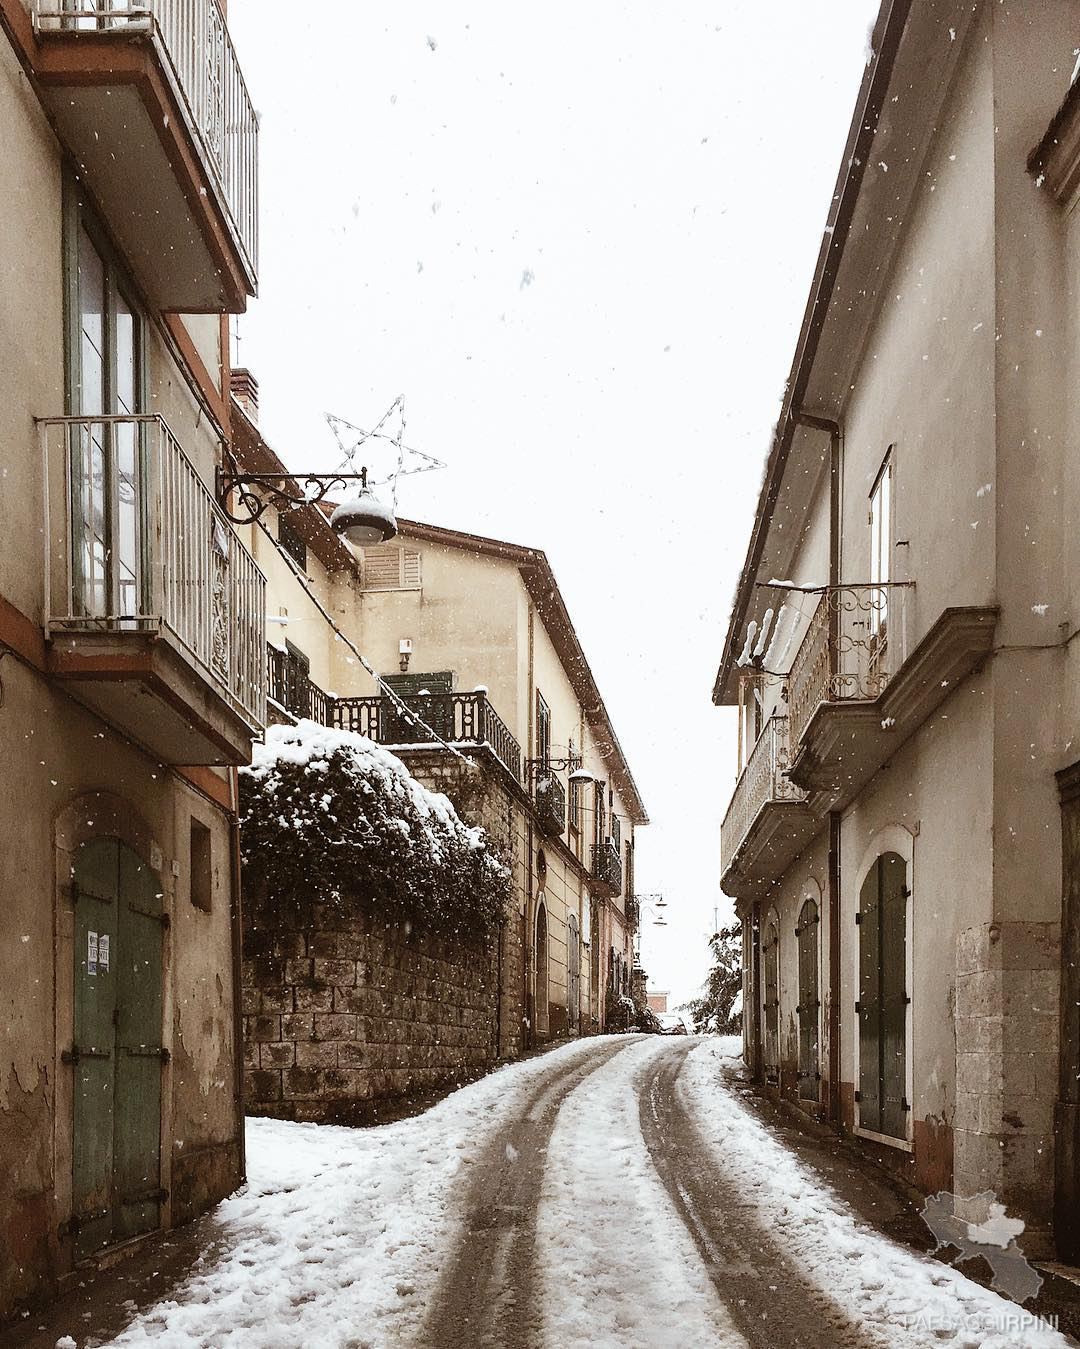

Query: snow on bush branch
[239,720,509,936]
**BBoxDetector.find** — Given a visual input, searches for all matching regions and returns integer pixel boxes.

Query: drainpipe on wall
[228,768,246,1183]
[797,411,844,1126]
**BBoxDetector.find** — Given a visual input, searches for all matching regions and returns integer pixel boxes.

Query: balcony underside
[37,35,252,311]
[48,630,258,765]
[720,799,819,900]
[788,606,998,807]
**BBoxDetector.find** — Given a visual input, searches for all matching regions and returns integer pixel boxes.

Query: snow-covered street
[17,1037,1064,1349]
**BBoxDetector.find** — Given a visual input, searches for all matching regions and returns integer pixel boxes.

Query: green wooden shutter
[797,900,819,1100]
[858,864,882,1132]
[72,839,120,1258]
[880,853,908,1140]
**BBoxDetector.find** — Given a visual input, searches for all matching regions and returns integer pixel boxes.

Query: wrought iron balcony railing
[591,840,623,893]
[42,414,266,729]
[720,714,806,867]
[786,582,913,749]
[267,645,334,726]
[534,772,566,838]
[329,690,523,783]
[35,0,258,281]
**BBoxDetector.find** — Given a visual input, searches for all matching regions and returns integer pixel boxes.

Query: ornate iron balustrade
[625,894,641,927]
[35,0,258,280]
[267,645,334,725]
[328,690,523,782]
[41,414,266,729]
[534,772,566,838]
[591,840,623,893]
[786,583,913,749]
[720,714,805,866]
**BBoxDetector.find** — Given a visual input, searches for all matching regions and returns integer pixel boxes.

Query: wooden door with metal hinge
[857,852,908,1138]
[796,899,820,1101]
[70,838,166,1257]
[762,920,779,1082]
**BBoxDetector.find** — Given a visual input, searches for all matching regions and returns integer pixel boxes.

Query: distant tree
[681,924,742,1034]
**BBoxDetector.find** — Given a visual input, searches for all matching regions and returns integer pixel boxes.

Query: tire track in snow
[423,1037,635,1348]
[637,1039,878,1349]
[536,1038,747,1349]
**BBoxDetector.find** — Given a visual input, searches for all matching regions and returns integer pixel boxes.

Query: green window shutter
[880,852,908,1140]
[858,864,882,1132]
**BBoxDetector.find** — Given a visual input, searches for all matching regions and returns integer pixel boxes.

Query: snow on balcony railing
[41,414,266,729]
[786,582,914,750]
[720,714,805,868]
[34,0,258,281]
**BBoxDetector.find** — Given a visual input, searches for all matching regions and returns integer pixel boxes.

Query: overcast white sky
[228,0,879,1009]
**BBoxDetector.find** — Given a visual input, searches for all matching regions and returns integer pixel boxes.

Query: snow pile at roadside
[537,1038,747,1349]
[679,1040,1068,1349]
[102,1039,617,1349]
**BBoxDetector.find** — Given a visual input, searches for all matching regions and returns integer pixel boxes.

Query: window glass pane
[115,293,136,414]
[77,226,105,416]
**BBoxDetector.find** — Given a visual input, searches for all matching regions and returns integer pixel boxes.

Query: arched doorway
[71,837,165,1257]
[858,851,908,1139]
[797,897,820,1101]
[567,913,580,1033]
[535,900,549,1038]
[762,917,780,1084]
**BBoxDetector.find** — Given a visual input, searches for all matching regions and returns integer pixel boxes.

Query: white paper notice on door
[98,933,110,972]
[87,930,98,976]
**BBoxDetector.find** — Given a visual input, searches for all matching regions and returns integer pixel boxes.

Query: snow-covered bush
[239,720,509,936]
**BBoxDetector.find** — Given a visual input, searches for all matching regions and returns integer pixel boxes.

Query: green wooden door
[858,853,907,1138]
[72,839,163,1256]
[763,921,779,1080]
[880,854,908,1139]
[797,899,820,1100]
[71,840,120,1258]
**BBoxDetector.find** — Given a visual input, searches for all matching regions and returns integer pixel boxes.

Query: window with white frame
[868,451,893,644]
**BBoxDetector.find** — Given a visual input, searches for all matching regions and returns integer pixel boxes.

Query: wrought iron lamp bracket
[525,754,582,779]
[216,467,371,525]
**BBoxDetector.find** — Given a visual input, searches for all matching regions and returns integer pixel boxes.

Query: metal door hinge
[123,1045,170,1062]
[59,1206,109,1239]
[120,1186,168,1206]
[854,1090,861,1102]
[855,913,862,924]
[854,1001,861,1013]
[61,1045,111,1065]
[127,902,170,928]
[902,1097,911,1112]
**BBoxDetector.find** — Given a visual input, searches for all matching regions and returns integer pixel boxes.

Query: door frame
[853,824,915,1150]
[796,880,823,1102]
[54,793,174,1259]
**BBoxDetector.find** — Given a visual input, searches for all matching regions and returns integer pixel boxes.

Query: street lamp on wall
[216,464,397,543]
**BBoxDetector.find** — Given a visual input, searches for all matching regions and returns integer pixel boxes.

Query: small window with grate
[360,544,422,592]
[278,512,307,571]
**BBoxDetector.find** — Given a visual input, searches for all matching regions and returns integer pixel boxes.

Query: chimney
[231,367,259,424]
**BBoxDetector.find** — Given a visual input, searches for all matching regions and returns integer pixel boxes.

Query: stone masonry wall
[243,750,526,1122]
[244,904,499,1123]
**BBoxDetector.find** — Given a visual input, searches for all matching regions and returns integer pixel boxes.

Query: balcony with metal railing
[42,414,265,764]
[265,677,524,785]
[783,582,996,807]
[591,840,623,896]
[32,0,258,310]
[719,714,813,900]
[534,772,566,839]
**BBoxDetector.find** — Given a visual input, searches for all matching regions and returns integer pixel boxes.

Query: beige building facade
[715,0,1080,1258]
[230,397,648,1049]
[0,0,264,1320]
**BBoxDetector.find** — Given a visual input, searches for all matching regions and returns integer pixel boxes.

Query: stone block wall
[244,905,499,1123]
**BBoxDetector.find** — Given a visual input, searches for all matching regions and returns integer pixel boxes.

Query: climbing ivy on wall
[239,721,509,937]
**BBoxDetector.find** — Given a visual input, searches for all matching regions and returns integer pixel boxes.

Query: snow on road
[681,1039,1068,1349]
[100,1038,618,1349]
[79,1034,1062,1349]
[537,1038,746,1348]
